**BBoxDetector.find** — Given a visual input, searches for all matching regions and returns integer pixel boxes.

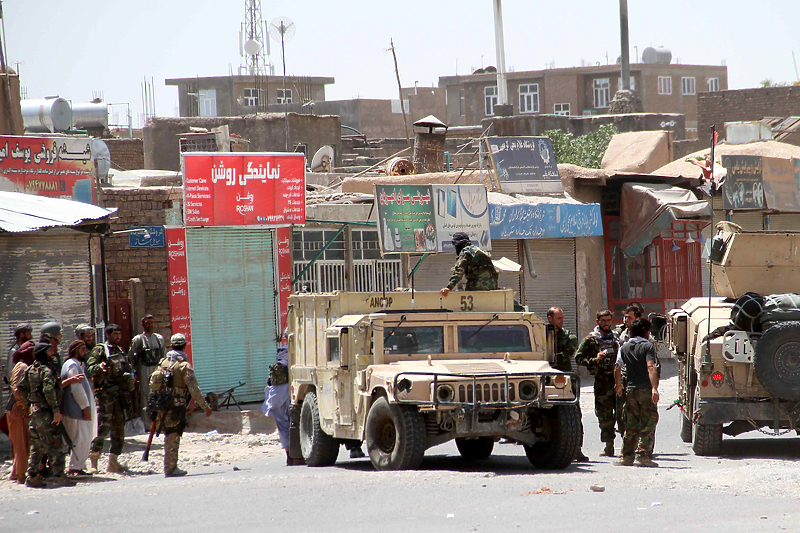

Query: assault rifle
[217,381,246,411]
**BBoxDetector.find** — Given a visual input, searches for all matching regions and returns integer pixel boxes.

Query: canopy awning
[488,192,603,239]
[619,183,711,256]
[0,191,117,233]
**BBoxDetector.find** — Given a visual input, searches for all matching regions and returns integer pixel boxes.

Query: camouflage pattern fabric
[446,245,499,291]
[91,401,126,455]
[553,327,578,373]
[27,410,66,478]
[164,432,181,473]
[87,344,134,455]
[576,329,622,442]
[620,387,659,461]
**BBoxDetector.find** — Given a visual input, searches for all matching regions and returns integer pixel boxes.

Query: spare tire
[753,321,800,401]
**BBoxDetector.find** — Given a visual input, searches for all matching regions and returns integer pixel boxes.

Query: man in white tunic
[61,340,97,477]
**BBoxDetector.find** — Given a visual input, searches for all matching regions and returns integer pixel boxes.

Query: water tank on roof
[72,101,109,129]
[21,97,72,133]
[641,47,672,65]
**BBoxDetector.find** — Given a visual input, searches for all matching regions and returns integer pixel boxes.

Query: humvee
[667,225,800,455]
[287,289,581,471]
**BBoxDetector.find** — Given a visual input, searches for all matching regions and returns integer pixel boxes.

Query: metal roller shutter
[523,239,578,333]
[490,240,522,300]
[186,227,277,402]
[0,230,92,352]
[730,211,764,231]
[410,252,457,292]
[768,214,800,231]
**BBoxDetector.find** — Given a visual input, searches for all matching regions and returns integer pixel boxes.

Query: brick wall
[698,86,800,145]
[101,186,182,340]
[105,138,145,171]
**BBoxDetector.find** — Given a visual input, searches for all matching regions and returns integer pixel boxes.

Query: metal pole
[282,24,289,152]
[619,0,631,90]
[492,0,508,106]
[390,38,411,149]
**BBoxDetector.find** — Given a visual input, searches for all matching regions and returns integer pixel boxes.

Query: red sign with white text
[0,135,96,204]
[166,227,193,363]
[183,153,305,227]
[276,226,292,334]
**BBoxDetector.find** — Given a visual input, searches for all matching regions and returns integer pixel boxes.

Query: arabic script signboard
[722,155,764,210]
[182,152,305,227]
[276,226,292,333]
[128,226,166,248]
[375,184,491,255]
[485,136,563,194]
[761,157,800,212]
[0,135,95,204]
[166,227,192,363]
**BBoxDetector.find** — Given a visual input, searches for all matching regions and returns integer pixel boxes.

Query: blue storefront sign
[128,226,166,248]
[489,200,603,239]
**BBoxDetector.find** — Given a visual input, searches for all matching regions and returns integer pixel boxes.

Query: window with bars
[593,78,610,108]
[484,86,498,116]
[658,76,672,95]
[277,88,292,104]
[681,77,696,95]
[244,88,261,106]
[519,84,539,113]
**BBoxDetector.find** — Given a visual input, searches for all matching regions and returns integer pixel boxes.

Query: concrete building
[440,62,728,137]
[166,75,335,117]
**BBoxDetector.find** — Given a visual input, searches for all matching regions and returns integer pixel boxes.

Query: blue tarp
[488,193,603,239]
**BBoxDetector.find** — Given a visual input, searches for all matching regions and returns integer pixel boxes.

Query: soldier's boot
[635,456,659,468]
[574,449,590,462]
[25,475,46,488]
[107,454,130,473]
[87,451,100,474]
[52,474,77,487]
[165,467,187,477]
[602,441,615,457]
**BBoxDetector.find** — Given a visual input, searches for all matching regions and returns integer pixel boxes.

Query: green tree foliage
[544,124,618,169]
[760,78,789,87]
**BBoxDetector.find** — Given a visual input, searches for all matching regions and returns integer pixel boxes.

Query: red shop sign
[182,152,306,227]
[165,227,193,363]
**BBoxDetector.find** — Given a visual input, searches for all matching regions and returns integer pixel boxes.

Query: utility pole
[389,38,411,148]
[492,0,508,106]
[619,0,631,90]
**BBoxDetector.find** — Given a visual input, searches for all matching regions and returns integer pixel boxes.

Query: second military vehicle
[287,289,581,471]
[667,223,800,455]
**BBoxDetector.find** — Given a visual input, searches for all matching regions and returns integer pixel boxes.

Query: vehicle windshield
[384,326,444,355]
[458,325,532,353]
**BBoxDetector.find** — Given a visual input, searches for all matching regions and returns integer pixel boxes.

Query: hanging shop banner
[276,226,292,333]
[489,199,603,239]
[128,226,166,248]
[375,184,491,255]
[721,155,764,210]
[485,136,563,194]
[165,227,193,363]
[761,157,800,212]
[182,152,306,227]
[0,135,95,204]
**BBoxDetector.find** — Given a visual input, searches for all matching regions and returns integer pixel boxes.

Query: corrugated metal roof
[0,191,117,233]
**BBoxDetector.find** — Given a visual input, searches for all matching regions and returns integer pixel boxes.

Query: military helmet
[74,323,93,336]
[171,333,187,347]
[41,321,62,337]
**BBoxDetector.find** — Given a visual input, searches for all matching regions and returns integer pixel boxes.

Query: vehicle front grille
[458,382,516,403]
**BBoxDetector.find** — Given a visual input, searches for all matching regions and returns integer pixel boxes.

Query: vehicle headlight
[436,383,455,403]
[518,380,539,401]
[553,374,568,389]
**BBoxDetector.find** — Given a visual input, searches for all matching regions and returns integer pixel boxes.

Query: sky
[5,0,799,128]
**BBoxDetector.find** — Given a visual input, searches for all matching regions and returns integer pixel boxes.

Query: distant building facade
[439,62,728,137]
[166,75,335,117]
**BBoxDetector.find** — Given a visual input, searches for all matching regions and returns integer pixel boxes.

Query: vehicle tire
[753,321,800,401]
[455,437,494,461]
[365,397,426,471]
[299,391,340,467]
[691,382,722,456]
[524,405,580,470]
[680,375,694,443]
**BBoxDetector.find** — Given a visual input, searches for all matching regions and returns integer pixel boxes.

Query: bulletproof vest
[591,330,619,371]
[25,363,47,405]
[161,358,188,406]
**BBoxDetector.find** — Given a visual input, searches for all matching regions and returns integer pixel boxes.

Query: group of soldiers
[4,315,211,488]
[548,303,660,467]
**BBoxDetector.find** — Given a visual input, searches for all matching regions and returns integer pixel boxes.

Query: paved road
[2,360,799,532]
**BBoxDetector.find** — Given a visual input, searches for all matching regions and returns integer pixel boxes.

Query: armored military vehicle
[287,289,581,471]
[667,224,800,455]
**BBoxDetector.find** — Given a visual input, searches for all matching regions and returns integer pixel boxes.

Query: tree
[760,78,789,88]
[544,124,618,169]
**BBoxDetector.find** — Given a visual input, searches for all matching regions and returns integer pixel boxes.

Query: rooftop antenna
[241,0,269,76]
[269,15,295,151]
[793,51,799,82]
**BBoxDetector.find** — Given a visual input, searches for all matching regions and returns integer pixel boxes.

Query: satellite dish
[244,39,262,56]
[92,139,111,183]
[310,145,334,172]
[269,16,295,43]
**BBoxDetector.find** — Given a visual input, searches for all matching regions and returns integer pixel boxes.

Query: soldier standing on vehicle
[440,232,498,296]
[614,318,659,467]
[149,333,212,477]
[576,309,621,457]
[22,342,78,487]
[129,314,165,424]
[546,307,588,463]
[87,324,135,474]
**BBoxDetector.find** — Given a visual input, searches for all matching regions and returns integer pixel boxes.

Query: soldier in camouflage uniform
[22,342,77,487]
[614,318,659,467]
[546,307,589,462]
[149,333,212,477]
[440,232,498,296]
[87,324,135,474]
[575,309,622,457]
